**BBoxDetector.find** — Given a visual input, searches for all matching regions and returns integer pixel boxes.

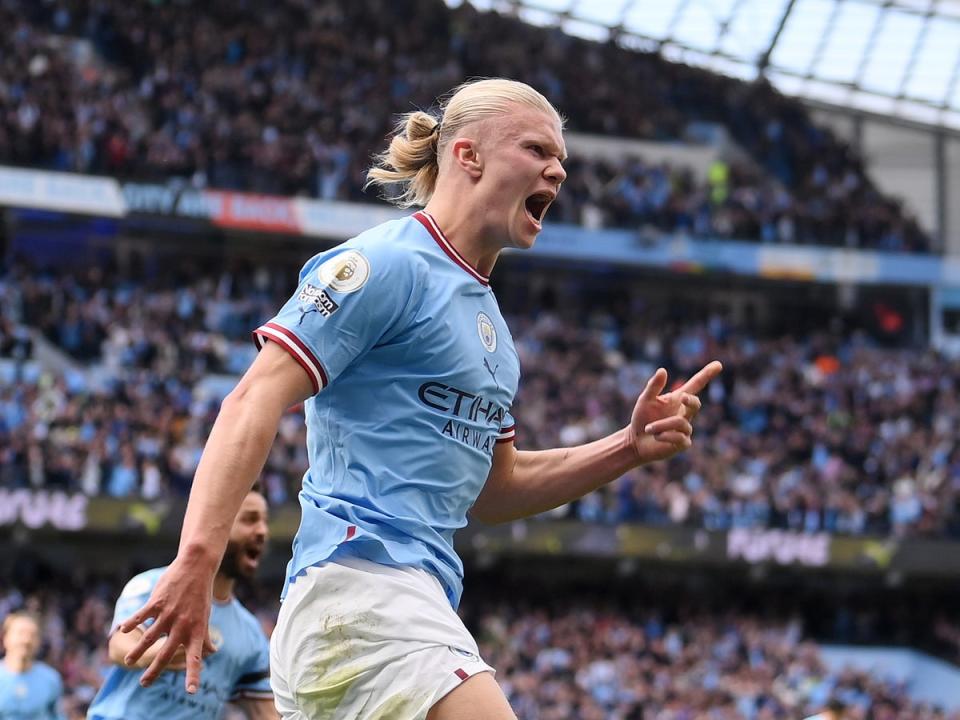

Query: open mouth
[244,545,263,564]
[524,192,554,228]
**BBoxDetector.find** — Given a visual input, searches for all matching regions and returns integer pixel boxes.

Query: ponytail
[365,111,441,208]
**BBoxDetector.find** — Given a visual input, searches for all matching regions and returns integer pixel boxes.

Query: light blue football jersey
[87,568,271,720]
[0,661,63,720]
[253,211,520,608]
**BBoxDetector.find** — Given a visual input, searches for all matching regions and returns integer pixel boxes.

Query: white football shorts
[270,557,494,719]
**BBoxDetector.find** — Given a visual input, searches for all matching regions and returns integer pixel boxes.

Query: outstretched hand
[118,554,218,694]
[627,361,723,464]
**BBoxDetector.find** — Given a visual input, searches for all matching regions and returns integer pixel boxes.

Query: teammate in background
[0,612,64,720]
[119,78,723,719]
[87,487,278,720]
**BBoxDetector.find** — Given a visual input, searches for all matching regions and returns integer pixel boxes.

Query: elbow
[221,382,273,424]
[223,378,256,407]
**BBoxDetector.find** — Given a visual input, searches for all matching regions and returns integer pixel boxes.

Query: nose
[545,158,566,187]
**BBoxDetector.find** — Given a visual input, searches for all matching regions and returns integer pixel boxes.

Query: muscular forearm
[178,388,284,566]
[472,427,639,524]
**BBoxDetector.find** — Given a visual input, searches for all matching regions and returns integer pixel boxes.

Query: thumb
[640,368,668,401]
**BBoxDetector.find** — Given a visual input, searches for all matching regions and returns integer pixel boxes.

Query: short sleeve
[109,570,161,635]
[229,630,272,700]
[496,410,516,444]
[253,243,422,394]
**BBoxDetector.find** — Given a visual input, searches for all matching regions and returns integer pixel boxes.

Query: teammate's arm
[119,341,314,693]
[471,361,722,524]
[107,626,187,670]
[231,698,281,720]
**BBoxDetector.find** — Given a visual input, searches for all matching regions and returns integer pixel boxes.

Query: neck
[3,654,31,673]
[423,191,502,277]
[212,572,235,604]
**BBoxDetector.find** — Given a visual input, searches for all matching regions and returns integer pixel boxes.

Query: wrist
[620,425,644,467]
[177,541,222,571]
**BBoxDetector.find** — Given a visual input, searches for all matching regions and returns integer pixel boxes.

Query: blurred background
[1,0,960,718]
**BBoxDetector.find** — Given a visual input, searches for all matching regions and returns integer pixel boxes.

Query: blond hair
[366,78,563,208]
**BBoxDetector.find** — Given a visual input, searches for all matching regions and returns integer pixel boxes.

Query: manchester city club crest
[477,311,497,352]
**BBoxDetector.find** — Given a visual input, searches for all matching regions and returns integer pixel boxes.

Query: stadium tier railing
[2,488,959,579]
[0,165,956,289]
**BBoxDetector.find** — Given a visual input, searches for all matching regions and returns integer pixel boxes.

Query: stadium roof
[452,0,960,132]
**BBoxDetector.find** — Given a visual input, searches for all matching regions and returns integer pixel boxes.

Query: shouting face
[219,491,269,581]
[475,106,567,250]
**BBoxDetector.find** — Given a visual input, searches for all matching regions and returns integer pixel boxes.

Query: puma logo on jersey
[483,358,500,388]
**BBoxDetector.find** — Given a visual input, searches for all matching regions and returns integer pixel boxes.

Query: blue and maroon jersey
[254,212,520,607]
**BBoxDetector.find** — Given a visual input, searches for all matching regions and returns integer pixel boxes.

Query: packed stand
[0,0,929,251]
[2,258,959,539]
[1,571,958,720]
[0,261,306,501]
[505,302,960,539]
[551,156,920,249]
[469,602,959,720]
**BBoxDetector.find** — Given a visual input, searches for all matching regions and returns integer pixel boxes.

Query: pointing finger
[679,361,723,395]
[640,368,668,401]
[184,634,206,694]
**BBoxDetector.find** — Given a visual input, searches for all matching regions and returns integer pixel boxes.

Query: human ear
[451,138,483,179]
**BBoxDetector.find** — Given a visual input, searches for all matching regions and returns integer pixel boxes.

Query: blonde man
[0,612,64,720]
[120,78,722,719]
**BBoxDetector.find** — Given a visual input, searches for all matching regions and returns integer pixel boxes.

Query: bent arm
[471,363,721,525]
[177,341,314,569]
[108,626,185,670]
[470,429,639,525]
[108,625,146,666]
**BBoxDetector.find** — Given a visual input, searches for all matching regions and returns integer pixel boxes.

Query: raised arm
[118,341,314,693]
[471,361,721,524]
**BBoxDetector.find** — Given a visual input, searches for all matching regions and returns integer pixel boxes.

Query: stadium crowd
[471,602,960,720]
[0,570,957,719]
[2,261,959,539]
[0,0,930,251]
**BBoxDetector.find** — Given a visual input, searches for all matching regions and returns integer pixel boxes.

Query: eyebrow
[522,134,567,162]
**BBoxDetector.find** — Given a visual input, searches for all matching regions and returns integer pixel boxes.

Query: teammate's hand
[123,636,189,671]
[627,361,722,464]
[118,552,218,694]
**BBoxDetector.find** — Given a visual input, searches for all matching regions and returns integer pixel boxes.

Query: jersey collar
[413,211,490,287]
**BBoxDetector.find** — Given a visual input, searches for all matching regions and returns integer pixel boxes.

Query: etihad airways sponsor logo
[418,381,506,453]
